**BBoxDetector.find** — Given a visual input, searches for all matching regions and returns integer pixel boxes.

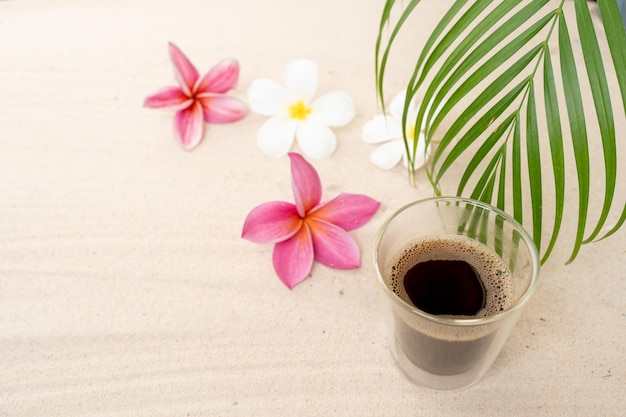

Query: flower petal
[362,115,403,144]
[169,42,199,96]
[309,193,380,231]
[389,89,416,121]
[273,225,314,288]
[401,132,431,170]
[144,86,191,109]
[284,59,318,103]
[308,218,360,269]
[369,139,404,170]
[288,152,322,217]
[310,91,355,127]
[199,95,247,123]
[196,58,240,94]
[247,78,289,116]
[241,201,301,244]
[295,120,336,160]
[410,152,429,170]
[257,116,297,158]
[424,99,445,130]
[174,101,204,150]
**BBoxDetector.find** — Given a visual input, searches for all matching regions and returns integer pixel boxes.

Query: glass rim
[373,196,541,327]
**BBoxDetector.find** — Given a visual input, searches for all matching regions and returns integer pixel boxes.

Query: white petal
[369,139,404,170]
[420,99,433,131]
[413,144,432,170]
[402,132,431,170]
[362,115,403,144]
[247,78,289,116]
[295,120,336,160]
[388,89,421,134]
[310,91,355,127]
[284,59,318,103]
[388,90,413,120]
[421,97,446,130]
[257,116,297,158]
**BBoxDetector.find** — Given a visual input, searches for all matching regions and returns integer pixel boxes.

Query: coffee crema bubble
[386,235,514,318]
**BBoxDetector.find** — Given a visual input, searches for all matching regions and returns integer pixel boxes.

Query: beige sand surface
[1,1,624,416]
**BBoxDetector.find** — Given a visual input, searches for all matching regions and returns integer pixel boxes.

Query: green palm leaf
[376,0,626,263]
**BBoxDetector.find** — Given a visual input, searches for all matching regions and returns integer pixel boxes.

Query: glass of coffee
[373,197,540,390]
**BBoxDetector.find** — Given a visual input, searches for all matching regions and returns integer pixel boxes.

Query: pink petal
[198,95,248,123]
[196,58,240,94]
[241,201,301,244]
[168,42,199,96]
[144,86,192,109]
[273,225,314,288]
[309,193,380,231]
[288,152,322,218]
[307,218,360,269]
[174,101,204,150]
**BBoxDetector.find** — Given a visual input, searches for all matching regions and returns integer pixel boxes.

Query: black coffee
[403,260,485,316]
[388,235,513,317]
[386,235,515,375]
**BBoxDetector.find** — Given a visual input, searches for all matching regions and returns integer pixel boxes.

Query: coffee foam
[386,235,514,318]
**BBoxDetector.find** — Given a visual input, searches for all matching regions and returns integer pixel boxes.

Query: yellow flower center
[289,101,312,121]
[406,123,417,141]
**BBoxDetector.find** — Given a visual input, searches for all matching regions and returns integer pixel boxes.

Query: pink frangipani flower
[242,152,381,289]
[144,42,247,150]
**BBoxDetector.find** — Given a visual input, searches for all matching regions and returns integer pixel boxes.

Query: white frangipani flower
[247,59,355,160]
[362,90,433,170]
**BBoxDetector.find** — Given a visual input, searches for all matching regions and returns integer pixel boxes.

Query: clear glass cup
[373,197,540,390]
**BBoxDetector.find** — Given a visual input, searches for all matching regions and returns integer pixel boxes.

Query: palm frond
[376,0,626,264]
